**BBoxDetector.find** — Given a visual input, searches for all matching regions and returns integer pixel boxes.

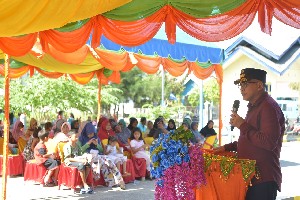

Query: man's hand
[230,112,245,129]
[213,146,225,154]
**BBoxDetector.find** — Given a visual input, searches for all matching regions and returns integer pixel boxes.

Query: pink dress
[130,139,150,171]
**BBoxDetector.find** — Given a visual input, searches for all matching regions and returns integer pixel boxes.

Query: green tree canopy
[112,67,185,107]
[187,78,219,106]
[0,75,122,121]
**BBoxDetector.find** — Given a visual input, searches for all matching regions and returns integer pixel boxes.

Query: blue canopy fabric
[100,36,224,64]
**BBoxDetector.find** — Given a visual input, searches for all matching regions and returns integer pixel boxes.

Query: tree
[0,75,122,121]
[187,78,220,106]
[112,67,185,107]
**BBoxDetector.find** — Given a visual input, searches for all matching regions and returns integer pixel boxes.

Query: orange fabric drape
[162,58,189,77]
[92,48,131,71]
[134,54,162,74]
[95,12,165,46]
[194,162,255,200]
[0,34,37,56]
[46,45,89,65]
[260,0,300,34]
[190,63,218,80]
[0,65,29,78]
[69,72,96,85]
[35,68,64,79]
[39,19,95,53]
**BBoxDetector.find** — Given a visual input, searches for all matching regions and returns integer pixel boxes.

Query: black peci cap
[234,68,267,85]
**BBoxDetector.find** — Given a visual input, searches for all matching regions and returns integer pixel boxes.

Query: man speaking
[214,68,285,200]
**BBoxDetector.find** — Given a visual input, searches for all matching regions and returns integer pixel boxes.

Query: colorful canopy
[1,0,299,58]
[0,0,131,37]
[100,36,223,63]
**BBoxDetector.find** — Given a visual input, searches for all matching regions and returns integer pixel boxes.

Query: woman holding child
[78,122,126,190]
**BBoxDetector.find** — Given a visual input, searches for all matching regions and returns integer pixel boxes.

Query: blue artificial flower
[169,158,175,166]
[180,145,188,154]
[159,133,164,140]
[162,141,168,149]
[164,133,170,140]
[157,179,164,187]
[150,145,155,152]
[156,166,163,178]
[183,154,190,162]
[175,155,182,165]
[160,153,167,160]
[161,159,170,168]
[170,139,177,145]
[152,154,159,162]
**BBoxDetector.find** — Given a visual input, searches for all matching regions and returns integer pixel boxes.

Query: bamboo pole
[1,54,10,200]
[97,79,102,122]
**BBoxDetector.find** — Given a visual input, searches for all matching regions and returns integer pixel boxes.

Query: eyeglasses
[238,81,258,89]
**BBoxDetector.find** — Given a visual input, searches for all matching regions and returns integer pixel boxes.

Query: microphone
[231,100,240,131]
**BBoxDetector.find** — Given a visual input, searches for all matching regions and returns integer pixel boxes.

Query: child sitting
[63,133,93,194]
[34,129,60,187]
[104,136,130,177]
[130,128,151,172]
[45,122,54,139]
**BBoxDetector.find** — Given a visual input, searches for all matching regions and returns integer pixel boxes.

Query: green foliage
[169,125,194,144]
[112,67,184,107]
[188,78,219,106]
[0,75,122,121]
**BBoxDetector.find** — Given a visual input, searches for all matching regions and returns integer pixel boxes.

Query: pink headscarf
[12,120,24,141]
[61,122,71,132]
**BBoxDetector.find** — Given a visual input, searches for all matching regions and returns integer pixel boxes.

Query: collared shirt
[224,92,285,191]
[137,123,147,133]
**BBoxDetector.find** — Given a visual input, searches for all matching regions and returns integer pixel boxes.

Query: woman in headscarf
[78,122,126,189]
[24,118,38,139]
[148,117,169,139]
[118,119,126,129]
[97,118,115,140]
[78,122,102,154]
[167,119,176,132]
[111,122,131,151]
[190,121,205,144]
[12,120,27,152]
[11,120,25,142]
[127,117,138,132]
[53,121,70,143]
[200,120,217,138]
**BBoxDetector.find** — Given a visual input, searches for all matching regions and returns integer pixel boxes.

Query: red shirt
[34,142,48,165]
[225,92,285,191]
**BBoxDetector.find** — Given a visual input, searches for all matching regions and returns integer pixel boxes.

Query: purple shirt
[225,92,285,191]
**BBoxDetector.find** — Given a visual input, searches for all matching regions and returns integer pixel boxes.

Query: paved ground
[3,178,155,200]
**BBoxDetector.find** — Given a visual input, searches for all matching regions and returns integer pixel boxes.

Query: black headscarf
[200,120,216,137]
[148,117,163,139]
[167,119,176,131]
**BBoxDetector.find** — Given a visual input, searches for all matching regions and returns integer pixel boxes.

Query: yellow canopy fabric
[0,0,131,37]
[11,52,104,74]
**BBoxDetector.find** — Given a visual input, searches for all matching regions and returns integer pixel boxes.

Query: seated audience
[63,133,92,194]
[34,129,60,187]
[130,128,151,172]
[104,136,130,177]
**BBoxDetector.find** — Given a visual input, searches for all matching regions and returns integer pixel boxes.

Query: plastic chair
[143,137,154,146]
[203,135,217,149]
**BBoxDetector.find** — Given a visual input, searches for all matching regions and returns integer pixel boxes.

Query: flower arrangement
[150,126,206,200]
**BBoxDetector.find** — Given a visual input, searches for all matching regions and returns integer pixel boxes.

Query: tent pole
[219,82,222,146]
[161,65,165,107]
[97,79,102,122]
[1,54,10,200]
